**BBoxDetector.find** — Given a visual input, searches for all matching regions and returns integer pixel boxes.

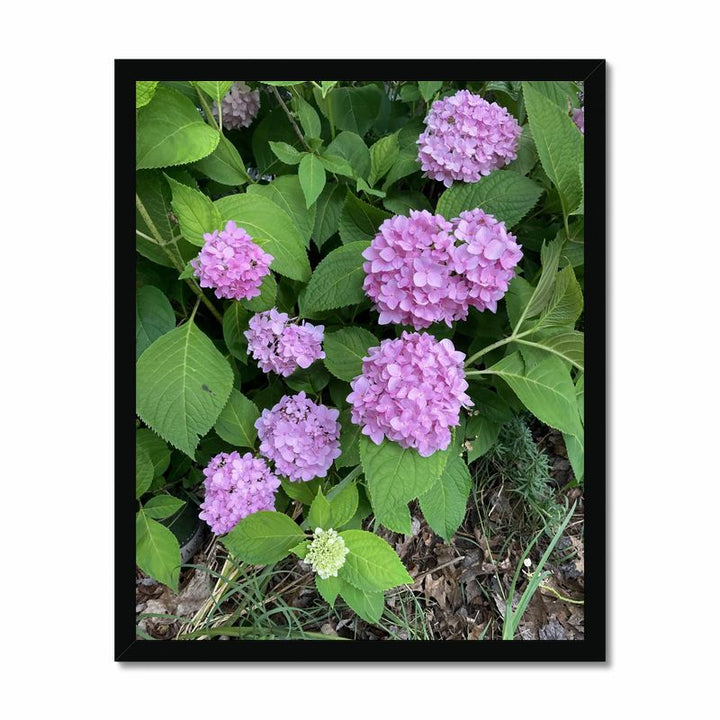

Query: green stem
[514,338,583,371]
[463,329,534,368]
[193,84,221,133]
[269,86,312,152]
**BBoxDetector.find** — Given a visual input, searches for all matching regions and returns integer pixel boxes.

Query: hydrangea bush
[135,79,585,627]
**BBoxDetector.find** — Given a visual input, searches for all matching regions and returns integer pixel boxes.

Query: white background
[3,1,718,717]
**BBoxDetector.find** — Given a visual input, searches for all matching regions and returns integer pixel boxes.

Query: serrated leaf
[281,477,321,506]
[136,428,171,478]
[195,80,233,105]
[307,489,332,530]
[338,580,384,624]
[318,153,355,178]
[382,152,420,190]
[247,175,316,247]
[506,124,538,176]
[368,134,399,186]
[137,87,220,169]
[524,331,584,371]
[337,408,361,468]
[355,177,386,198]
[359,435,449,534]
[136,510,181,591]
[329,482,358,529]
[316,575,341,607]
[269,141,304,165]
[418,453,472,541]
[418,80,442,102]
[136,321,234,458]
[136,286,175,360]
[435,170,543,228]
[323,327,378,381]
[323,85,382,136]
[136,170,174,246]
[312,182,347,249]
[298,154,326,208]
[136,81,159,109]
[222,511,305,563]
[136,444,154,498]
[143,495,186,520]
[536,265,583,329]
[301,241,370,314]
[523,82,583,218]
[194,135,251,186]
[165,175,222,246]
[291,540,309,559]
[338,191,390,245]
[222,303,250,362]
[326,132,371,180]
[293,95,321,138]
[214,389,259,448]
[339,529,412,591]
[215,194,310,282]
[523,240,563,322]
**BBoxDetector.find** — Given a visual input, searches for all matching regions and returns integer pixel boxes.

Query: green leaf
[143,495,186,520]
[298,154,326,208]
[355,177,386,199]
[466,416,502,463]
[215,194,310,282]
[318,153,355,178]
[165,175,222,246]
[307,489,332,530]
[339,529,413,591]
[240,272,277,313]
[338,580,384,624]
[312,182,347,249]
[269,141,304,165]
[323,327,377,381]
[382,151,420,190]
[319,81,337,98]
[136,286,175,360]
[523,82,583,218]
[222,511,305,563]
[536,265,583,329]
[418,80,442,102]
[337,408,361,468]
[281,477,321,506]
[418,452,472,541]
[214,389,259,448]
[316,575,341,607]
[368,134,399,186]
[136,428,171,478]
[293,95,322,138]
[290,540,309,559]
[222,303,250,362]
[136,510,181,591]
[195,80,233,105]
[247,175,316,247]
[137,87,220,169]
[136,81,158,109]
[261,81,304,87]
[521,240,563,324]
[435,170,543,228]
[329,482,359,529]
[338,191,391,245]
[326,132,371,179]
[136,444,154,498]
[359,436,449,534]
[136,321,234,458]
[252,109,303,175]
[301,241,370,314]
[284,364,331,394]
[523,330,584,371]
[324,85,382,136]
[136,170,174,245]
[487,352,583,438]
[383,188,433,216]
[194,135,251,186]
[530,81,580,110]
[506,124,538,176]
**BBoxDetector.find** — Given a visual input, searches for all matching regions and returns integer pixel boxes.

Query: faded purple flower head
[572,107,584,134]
[255,392,341,482]
[245,308,325,377]
[199,451,280,535]
[417,89,522,187]
[363,209,522,328]
[347,332,472,457]
[191,220,273,301]
[213,81,260,130]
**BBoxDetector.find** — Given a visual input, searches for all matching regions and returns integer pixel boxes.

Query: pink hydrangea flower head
[255,392,341,482]
[191,220,273,301]
[572,107,584,134]
[212,81,261,130]
[199,451,280,535]
[347,331,473,457]
[362,210,461,329]
[417,89,522,187]
[451,209,523,314]
[244,308,325,377]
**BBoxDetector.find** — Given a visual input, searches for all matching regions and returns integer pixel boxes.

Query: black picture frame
[117,59,606,662]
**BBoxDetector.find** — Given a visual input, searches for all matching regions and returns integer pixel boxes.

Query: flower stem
[269,86,312,152]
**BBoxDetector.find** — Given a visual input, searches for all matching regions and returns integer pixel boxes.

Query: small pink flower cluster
[363,209,522,329]
[213,81,260,130]
[255,392,341,482]
[244,308,325,377]
[191,221,273,301]
[417,89,522,186]
[573,107,584,134]
[199,451,280,535]
[347,331,472,457]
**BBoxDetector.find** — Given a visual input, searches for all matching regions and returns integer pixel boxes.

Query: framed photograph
[118,59,605,661]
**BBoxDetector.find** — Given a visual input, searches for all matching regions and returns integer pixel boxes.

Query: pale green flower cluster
[303,528,349,579]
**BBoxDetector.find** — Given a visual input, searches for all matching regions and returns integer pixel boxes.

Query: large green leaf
[137,87,220,169]
[324,85,382,136]
[136,428,171,478]
[338,192,391,245]
[435,170,543,228]
[337,408,361,468]
[339,529,413,591]
[536,265,583,329]
[136,81,158,109]
[329,482,359,528]
[136,321,234,458]
[418,452,472,542]
[301,241,370,314]
[323,327,378,381]
[252,108,303,175]
[298,154,326,208]
[195,80,233,105]
[359,435,449,533]
[326,132,371,179]
[214,194,310,281]
[165,175,222,247]
[136,170,174,244]
[316,575,342,607]
[338,579,384,624]
[143,495,186,520]
[194,135,251,186]
[213,389,259,448]
[519,330,584,371]
[222,511,305,563]
[312,182,347,249]
[222,303,250,362]
[523,82,583,218]
[307,489,332,530]
[247,175,316,247]
[136,510,181,591]
[136,286,175,360]
[136,444,154,498]
[418,81,442,102]
[292,95,322,138]
[241,272,277,313]
[368,133,399,186]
